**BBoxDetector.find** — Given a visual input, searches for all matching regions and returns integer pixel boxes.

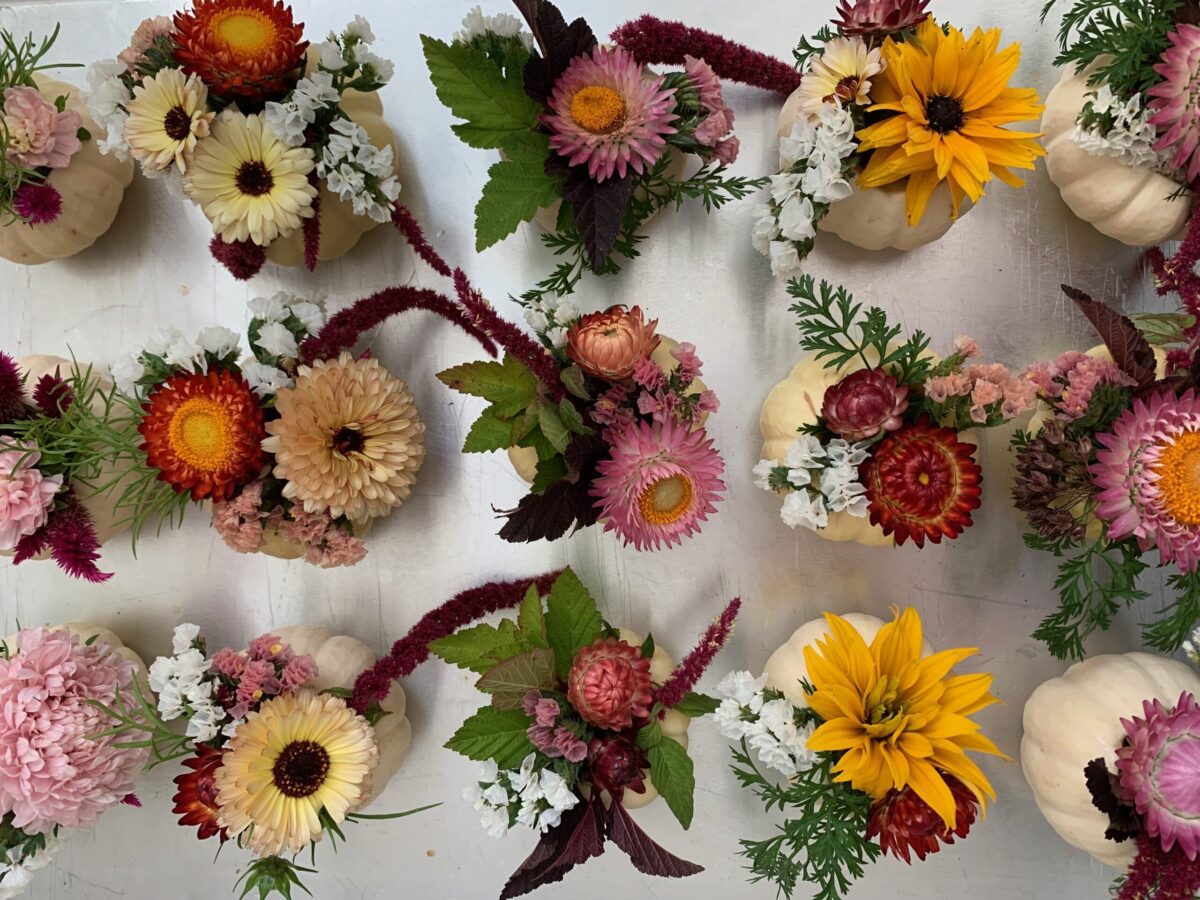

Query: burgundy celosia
[209,235,266,281]
[655,597,741,712]
[13,181,62,225]
[0,352,28,423]
[611,16,801,96]
[13,492,111,582]
[302,184,321,272]
[567,638,654,731]
[822,368,909,441]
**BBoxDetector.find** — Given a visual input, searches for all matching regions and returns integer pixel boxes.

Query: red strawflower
[867,772,979,863]
[861,420,982,547]
[586,735,648,798]
[821,368,909,441]
[13,181,62,225]
[209,235,266,280]
[832,0,932,39]
[173,745,228,842]
[567,637,654,732]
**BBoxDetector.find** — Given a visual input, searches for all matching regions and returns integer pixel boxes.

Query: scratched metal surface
[0,0,1174,897]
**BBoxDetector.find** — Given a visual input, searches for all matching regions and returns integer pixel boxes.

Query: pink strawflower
[0,627,147,833]
[248,633,291,663]
[631,356,664,391]
[543,45,678,183]
[118,16,173,69]
[567,638,654,731]
[926,372,972,403]
[13,181,62,225]
[2,87,81,170]
[636,386,681,424]
[832,0,932,38]
[1091,390,1200,572]
[591,417,725,550]
[1149,24,1200,184]
[669,341,703,381]
[0,445,62,551]
[821,368,909,441]
[279,655,317,692]
[1115,693,1200,860]
[209,647,246,679]
[967,363,1011,385]
[953,335,982,359]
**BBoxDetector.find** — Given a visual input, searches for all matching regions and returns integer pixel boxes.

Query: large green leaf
[475,133,562,251]
[543,568,603,677]
[477,648,558,711]
[646,738,695,829]
[517,584,547,645]
[445,707,536,769]
[463,407,520,453]
[428,619,530,675]
[437,355,538,417]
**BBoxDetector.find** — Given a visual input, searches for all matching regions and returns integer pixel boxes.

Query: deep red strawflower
[568,638,654,732]
[611,16,801,96]
[867,772,979,863]
[13,181,63,225]
[0,351,29,423]
[587,735,648,799]
[14,491,113,582]
[173,745,228,842]
[1118,832,1200,899]
[832,0,933,39]
[655,597,741,712]
[349,572,562,713]
[209,235,267,280]
[32,371,73,418]
[302,183,321,272]
[861,420,983,547]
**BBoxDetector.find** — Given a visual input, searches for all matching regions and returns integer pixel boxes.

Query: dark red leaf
[513,0,597,104]
[561,169,634,272]
[1063,285,1157,388]
[607,799,704,878]
[498,435,605,543]
[499,793,606,899]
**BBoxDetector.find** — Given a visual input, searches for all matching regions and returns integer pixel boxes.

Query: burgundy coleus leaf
[561,168,635,272]
[513,0,597,104]
[606,799,704,878]
[499,793,606,899]
[1062,284,1157,388]
[497,434,605,543]
[32,372,72,418]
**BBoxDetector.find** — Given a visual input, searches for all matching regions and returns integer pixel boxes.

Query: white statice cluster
[316,117,402,223]
[312,16,395,84]
[522,293,580,350]
[110,325,241,395]
[454,5,535,50]
[0,833,61,900]
[754,435,870,531]
[752,103,858,280]
[464,754,579,838]
[264,72,340,147]
[244,290,329,392]
[1073,85,1168,170]
[84,59,133,160]
[1184,624,1200,667]
[714,671,816,779]
[147,624,233,744]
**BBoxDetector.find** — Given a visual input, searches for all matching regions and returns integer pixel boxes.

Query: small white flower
[524,307,550,333]
[240,361,293,396]
[287,300,326,334]
[751,208,781,256]
[546,327,568,349]
[249,292,293,323]
[196,326,240,358]
[483,783,510,807]
[780,490,828,530]
[768,240,802,280]
[508,754,539,795]
[316,40,346,70]
[263,100,311,147]
[717,670,768,706]
[539,770,578,813]
[825,439,871,468]
[148,655,177,694]
[779,121,817,170]
[359,51,394,84]
[769,172,802,205]
[144,328,181,357]
[185,701,225,743]
[821,466,869,515]
[778,195,816,242]
[110,354,145,394]
[256,322,299,359]
[171,623,202,655]
[478,804,511,839]
[221,717,244,739]
[535,806,564,833]
[171,648,211,684]
[454,6,534,49]
[713,698,750,741]
[165,335,202,371]
[746,728,796,777]
[344,15,375,43]
[752,459,778,491]
[294,71,340,109]
[785,435,826,470]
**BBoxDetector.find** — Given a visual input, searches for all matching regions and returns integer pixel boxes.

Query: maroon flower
[172,745,228,842]
[867,772,978,863]
[587,735,648,798]
[832,0,932,38]
[567,637,654,731]
[13,182,63,225]
[821,368,909,441]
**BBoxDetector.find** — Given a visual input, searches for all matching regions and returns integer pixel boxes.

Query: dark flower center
[332,426,365,455]
[235,161,275,197]
[163,106,193,141]
[925,95,965,134]
[272,740,330,798]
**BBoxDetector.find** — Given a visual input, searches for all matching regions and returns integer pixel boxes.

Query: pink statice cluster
[0,627,147,834]
[683,55,739,164]
[210,478,367,568]
[522,690,588,763]
[2,86,81,171]
[1024,350,1137,420]
[209,633,317,720]
[924,337,1037,425]
[591,342,718,439]
[0,445,62,551]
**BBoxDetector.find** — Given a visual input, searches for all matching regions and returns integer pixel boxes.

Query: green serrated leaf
[463,407,519,453]
[478,647,558,710]
[436,355,538,417]
[517,584,547,645]
[635,718,663,750]
[475,137,562,251]
[445,706,536,769]
[544,568,604,677]
[428,619,529,675]
[673,692,720,718]
[530,454,568,493]
[558,397,593,435]
[537,402,572,454]
[560,365,590,401]
[421,35,541,149]
[647,738,695,829]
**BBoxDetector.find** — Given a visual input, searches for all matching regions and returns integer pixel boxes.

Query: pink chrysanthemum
[1149,24,1200,185]
[1091,390,1200,572]
[591,417,725,550]
[543,46,678,183]
[1115,692,1200,860]
[0,627,147,833]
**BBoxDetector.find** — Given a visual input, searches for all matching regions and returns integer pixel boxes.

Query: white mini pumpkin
[272,625,411,808]
[1020,652,1200,867]
[763,612,933,708]
[777,90,972,252]
[0,78,133,265]
[1042,65,1192,246]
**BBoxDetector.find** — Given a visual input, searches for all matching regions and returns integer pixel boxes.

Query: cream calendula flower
[214,689,378,857]
[264,353,426,523]
[124,67,214,173]
[184,110,316,246]
[797,36,884,119]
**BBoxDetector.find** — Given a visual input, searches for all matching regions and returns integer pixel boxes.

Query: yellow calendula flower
[855,18,1044,226]
[124,67,214,174]
[803,607,1006,829]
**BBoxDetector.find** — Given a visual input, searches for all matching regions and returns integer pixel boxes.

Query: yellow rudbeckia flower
[803,607,1006,829]
[856,18,1045,227]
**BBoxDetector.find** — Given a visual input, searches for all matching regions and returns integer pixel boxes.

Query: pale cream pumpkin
[763,612,933,708]
[272,625,411,808]
[0,77,133,265]
[1042,65,1192,246]
[264,52,399,268]
[1020,652,1200,867]
[776,91,972,252]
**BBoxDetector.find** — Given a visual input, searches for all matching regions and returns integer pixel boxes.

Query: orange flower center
[571,86,627,135]
[637,474,693,526]
[208,8,279,56]
[1153,430,1200,526]
[168,397,237,472]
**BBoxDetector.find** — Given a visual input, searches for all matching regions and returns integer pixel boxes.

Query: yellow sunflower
[855,18,1044,226]
[214,689,378,856]
[803,607,1006,829]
